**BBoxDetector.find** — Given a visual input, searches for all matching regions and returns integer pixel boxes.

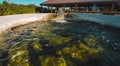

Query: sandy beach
[0,13,50,34]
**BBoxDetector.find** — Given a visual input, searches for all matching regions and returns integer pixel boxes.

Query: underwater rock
[33,44,42,51]
[84,35,98,48]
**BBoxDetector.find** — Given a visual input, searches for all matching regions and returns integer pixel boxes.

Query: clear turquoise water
[0,19,120,66]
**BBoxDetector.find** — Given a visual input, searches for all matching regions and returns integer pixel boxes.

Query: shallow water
[0,20,120,66]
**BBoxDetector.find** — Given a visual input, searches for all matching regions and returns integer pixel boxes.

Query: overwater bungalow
[40,0,120,14]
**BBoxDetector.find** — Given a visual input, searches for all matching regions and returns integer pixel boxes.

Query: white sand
[0,13,50,34]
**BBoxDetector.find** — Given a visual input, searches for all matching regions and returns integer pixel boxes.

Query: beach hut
[40,0,119,13]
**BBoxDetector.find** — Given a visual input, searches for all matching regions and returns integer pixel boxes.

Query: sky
[0,0,46,6]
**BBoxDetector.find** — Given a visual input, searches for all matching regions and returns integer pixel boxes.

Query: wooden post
[48,6,49,12]
[75,4,78,11]
[56,7,59,10]
[70,7,72,11]
[63,5,65,11]
[111,3,115,11]
[92,3,96,11]
[78,6,80,11]
[40,5,43,13]
[50,6,53,13]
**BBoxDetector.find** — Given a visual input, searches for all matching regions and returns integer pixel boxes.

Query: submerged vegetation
[0,19,120,66]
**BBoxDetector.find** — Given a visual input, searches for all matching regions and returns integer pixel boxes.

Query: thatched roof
[41,0,118,5]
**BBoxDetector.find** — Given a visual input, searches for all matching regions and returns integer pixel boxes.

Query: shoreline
[69,13,120,28]
[0,13,120,34]
[0,13,50,34]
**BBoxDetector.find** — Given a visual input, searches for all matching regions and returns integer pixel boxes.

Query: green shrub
[0,1,37,16]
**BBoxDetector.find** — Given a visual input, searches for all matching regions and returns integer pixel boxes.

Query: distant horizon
[0,0,46,6]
